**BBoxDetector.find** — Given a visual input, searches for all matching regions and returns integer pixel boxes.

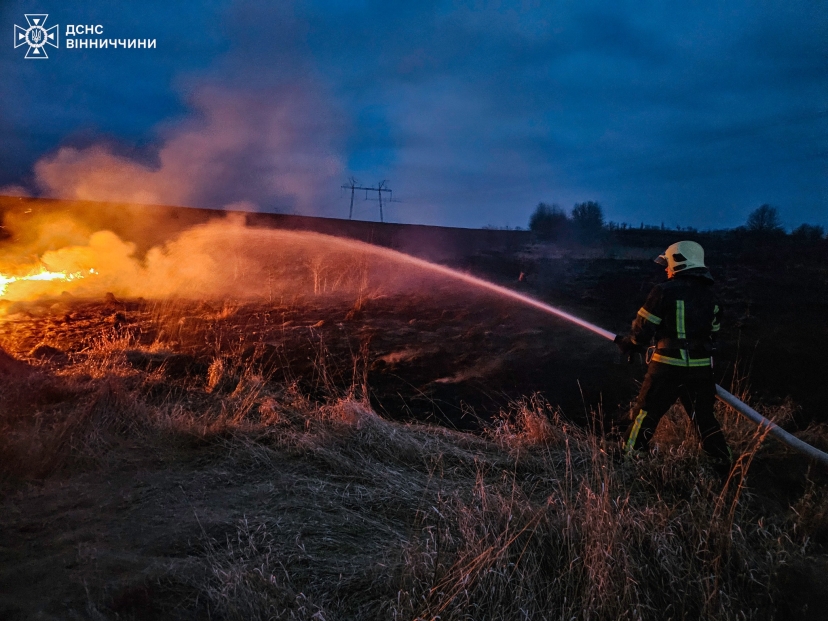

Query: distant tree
[529,202,569,240]
[746,204,784,234]
[571,201,604,242]
[571,201,604,230]
[791,223,825,241]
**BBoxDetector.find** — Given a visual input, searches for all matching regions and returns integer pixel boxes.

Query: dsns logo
[14,14,59,59]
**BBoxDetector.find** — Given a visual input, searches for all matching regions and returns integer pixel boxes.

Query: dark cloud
[1,0,825,228]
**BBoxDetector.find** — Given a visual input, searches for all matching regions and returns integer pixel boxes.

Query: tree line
[528,202,825,242]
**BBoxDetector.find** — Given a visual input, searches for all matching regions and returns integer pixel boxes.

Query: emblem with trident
[14,14,59,59]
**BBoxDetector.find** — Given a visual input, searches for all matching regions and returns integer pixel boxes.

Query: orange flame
[0,268,97,297]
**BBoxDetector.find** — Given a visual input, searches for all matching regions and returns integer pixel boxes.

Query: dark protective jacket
[630,268,721,367]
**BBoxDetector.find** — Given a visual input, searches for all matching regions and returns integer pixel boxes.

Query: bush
[791,223,824,241]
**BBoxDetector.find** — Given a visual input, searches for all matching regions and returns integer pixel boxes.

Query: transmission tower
[340,179,393,222]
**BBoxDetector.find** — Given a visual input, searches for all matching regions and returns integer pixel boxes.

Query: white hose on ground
[714,385,828,467]
[599,329,828,467]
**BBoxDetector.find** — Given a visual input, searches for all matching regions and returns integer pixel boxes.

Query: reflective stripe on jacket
[629,269,721,367]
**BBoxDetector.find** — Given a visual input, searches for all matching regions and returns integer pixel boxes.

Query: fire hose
[602,329,828,467]
[712,384,828,466]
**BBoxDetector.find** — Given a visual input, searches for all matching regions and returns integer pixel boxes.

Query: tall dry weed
[0,310,822,619]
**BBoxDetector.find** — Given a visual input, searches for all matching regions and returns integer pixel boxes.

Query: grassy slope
[0,302,826,620]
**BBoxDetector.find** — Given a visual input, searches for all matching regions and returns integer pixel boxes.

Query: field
[1,200,827,619]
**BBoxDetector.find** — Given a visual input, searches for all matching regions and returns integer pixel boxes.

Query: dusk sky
[2,1,826,230]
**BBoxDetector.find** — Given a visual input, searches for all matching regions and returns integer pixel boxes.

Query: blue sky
[2,0,826,229]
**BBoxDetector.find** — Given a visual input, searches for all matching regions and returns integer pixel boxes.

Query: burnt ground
[0,289,627,431]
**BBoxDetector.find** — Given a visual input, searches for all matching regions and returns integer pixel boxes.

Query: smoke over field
[0,212,440,303]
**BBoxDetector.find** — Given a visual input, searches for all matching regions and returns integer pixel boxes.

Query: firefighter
[614,240,731,473]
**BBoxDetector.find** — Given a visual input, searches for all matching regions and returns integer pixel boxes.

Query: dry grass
[0,304,826,620]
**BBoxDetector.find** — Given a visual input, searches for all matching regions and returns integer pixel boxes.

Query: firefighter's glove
[614,335,639,354]
[614,335,642,363]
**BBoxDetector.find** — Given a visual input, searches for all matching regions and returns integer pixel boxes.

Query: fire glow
[0,268,97,297]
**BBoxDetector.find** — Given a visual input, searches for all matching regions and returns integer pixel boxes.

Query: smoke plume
[33,85,343,214]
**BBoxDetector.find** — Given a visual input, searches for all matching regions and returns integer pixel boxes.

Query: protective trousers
[624,362,729,462]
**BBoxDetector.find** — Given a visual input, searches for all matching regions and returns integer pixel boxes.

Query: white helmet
[655,240,706,277]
